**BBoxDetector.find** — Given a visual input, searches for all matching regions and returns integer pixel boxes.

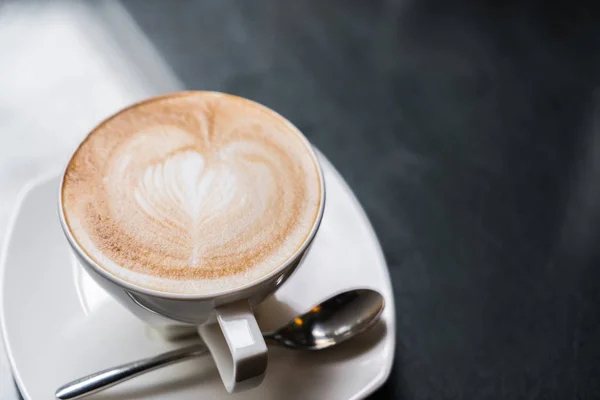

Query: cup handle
[198,300,267,393]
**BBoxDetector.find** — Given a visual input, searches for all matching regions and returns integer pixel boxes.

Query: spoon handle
[55,343,208,399]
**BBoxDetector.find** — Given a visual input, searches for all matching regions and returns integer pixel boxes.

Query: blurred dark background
[118,0,600,398]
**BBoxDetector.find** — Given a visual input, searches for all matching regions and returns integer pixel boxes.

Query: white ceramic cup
[57,99,326,393]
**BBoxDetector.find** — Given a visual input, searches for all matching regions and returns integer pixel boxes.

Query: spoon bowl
[265,289,384,350]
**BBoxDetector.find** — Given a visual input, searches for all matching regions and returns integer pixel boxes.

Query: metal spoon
[55,289,384,399]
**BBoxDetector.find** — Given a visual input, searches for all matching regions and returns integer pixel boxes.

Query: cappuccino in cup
[61,91,323,294]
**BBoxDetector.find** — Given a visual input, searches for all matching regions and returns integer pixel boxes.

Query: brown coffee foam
[62,92,321,292]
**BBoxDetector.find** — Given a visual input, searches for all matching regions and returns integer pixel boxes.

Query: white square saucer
[1,154,395,400]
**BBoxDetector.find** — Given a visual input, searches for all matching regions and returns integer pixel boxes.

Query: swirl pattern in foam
[61,92,322,294]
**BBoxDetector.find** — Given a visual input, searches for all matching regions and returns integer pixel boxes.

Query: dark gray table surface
[119,0,600,398]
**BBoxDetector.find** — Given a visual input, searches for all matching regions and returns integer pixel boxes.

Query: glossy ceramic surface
[1,157,395,399]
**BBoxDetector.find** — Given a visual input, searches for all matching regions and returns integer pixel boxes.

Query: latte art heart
[133,151,239,266]
[62,92,322,294]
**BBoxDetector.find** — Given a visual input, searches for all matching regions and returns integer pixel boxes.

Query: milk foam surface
[62,92,322,294]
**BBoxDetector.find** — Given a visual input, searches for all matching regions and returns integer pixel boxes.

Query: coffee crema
[61,92,322,294]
